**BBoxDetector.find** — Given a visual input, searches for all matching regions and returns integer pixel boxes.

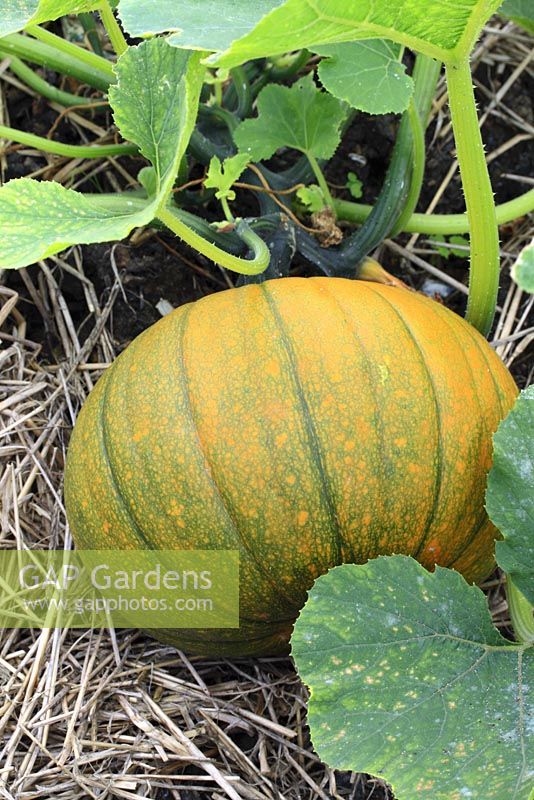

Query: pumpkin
[64,278,517,656]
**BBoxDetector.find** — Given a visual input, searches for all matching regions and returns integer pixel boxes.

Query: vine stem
[0,124,137,159]
[333,188,534,235]
[392,97,425,235]
[6,56,98,106]
[157,206,270,275]
[98,1,128,57]
[446,56,500,336]
[507,579,534,644]
[0,33,111,91]
[220,196,235,222]
[307,153,335,212]
[26,25,115,80]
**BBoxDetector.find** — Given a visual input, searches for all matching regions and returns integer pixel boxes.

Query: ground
[0,17,532,800]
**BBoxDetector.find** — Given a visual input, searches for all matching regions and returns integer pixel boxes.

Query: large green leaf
[0,182,155,269]
[234,73,348,162]
[315,40,414,115]
[109,38,203,199]
[118,0,284,50]
[487,386,534,605]
[292,556,533,800]
[499,0,534,33]
[0,0,100,37]
[0,39,205,269]
[118,0,502,67]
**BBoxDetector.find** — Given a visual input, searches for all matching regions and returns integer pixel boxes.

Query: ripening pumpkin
[65,278,517,656]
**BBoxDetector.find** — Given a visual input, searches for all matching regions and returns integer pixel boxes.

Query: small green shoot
[204,153,250,220]
[346,172,363,200]
[432,234,470,258]
[295,185,325,215]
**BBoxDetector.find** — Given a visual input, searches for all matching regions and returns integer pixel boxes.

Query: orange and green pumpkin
[64,277,517,656]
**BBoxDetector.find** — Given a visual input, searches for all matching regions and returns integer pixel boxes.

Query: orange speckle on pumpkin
[408,463,420,473]
[297,510,309,526]
[102,521,111,533]
[275,432,288,447]
[286,474,296,485]
[265,359,280,377]
[394,437,407,447]
[344,440,355,451]
[132,425,150,442]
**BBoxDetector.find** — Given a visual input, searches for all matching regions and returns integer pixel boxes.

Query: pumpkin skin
[64,278,517,656]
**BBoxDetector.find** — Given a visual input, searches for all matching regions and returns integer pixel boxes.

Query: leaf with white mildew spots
[117,0,505,69]
[292,556,533,800]
[0,38,205,269]
[109,38,204,199]
[0,0,100,37]
[0,181,155,270]
[487,386,534,606]
[117,0,284,50]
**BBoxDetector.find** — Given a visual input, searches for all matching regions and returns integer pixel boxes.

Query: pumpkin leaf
[0,0,101,37]
[487,386,534,606]
[117,0,503,67]
[0,39,205,269]
[117,0,284,49]
[204,153,249,200]
[499,0,534,33]
[511,238,534,293]
[295,184,325,214]
[234,73,348,163]
[292,556,533,800]
[0,181,157,270]
[109,38,204,200]
[315,40,414,115]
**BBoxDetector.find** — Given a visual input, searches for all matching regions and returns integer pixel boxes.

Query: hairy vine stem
[446,57,500,335]
[0,124,137,159]
[157,206,270,275]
